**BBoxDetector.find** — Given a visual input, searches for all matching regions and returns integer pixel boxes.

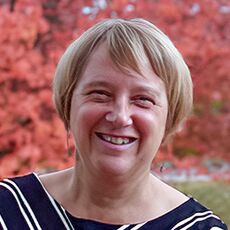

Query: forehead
[77,42,166,95]
[83,42,156,80]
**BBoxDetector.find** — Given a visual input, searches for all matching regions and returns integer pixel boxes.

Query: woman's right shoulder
[0,173,34,201]
[0,172,73,229]
[0,173,36,224]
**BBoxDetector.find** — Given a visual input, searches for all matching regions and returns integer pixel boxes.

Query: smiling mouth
[96,132,136,145]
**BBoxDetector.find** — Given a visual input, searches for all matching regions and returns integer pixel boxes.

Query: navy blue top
[0,173,228,229]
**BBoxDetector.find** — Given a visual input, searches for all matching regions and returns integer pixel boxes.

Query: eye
[87,90,111,102]
[133,96,155,108]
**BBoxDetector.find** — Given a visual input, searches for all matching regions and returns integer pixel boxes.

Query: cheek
[134,109,167,141]
[70,104,105,144]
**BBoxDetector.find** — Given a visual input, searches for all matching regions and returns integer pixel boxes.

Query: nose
[105,100,133,128]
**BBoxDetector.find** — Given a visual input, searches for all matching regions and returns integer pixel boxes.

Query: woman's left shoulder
[167,197,228,230]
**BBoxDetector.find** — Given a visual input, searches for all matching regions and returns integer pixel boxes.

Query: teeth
[112,137,123,145]
[123,138,129,144]
[102,134,131,145]
[104,135,111,142]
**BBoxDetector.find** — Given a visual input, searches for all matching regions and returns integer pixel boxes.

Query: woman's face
[70,43,168,177]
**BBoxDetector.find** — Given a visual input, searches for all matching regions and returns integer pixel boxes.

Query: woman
[0,18,227,229]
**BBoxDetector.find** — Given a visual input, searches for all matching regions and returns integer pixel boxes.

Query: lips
[96,132,136,145]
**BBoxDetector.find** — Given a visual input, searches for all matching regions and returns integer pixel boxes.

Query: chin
[95,157,134,177]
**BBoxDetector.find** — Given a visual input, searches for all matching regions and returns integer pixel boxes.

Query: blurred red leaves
[0,0,229,178]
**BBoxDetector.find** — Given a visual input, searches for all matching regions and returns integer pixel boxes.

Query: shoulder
[0,173,35,202]
[0,173,38,228]
[149,177,228,229]
[0,172,71,229]
[167,198,228,230]
[0,173,40,212]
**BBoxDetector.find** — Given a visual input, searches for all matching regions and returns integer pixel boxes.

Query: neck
[65,164,157,224]
[77,164,151,197]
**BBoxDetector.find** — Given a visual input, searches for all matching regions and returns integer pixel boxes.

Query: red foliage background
[0,0,229,178]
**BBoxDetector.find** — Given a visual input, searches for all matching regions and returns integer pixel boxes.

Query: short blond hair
[53,18,193,141]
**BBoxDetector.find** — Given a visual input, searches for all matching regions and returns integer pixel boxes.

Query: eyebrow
[82,80,163,98]
[134,85,162,97]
